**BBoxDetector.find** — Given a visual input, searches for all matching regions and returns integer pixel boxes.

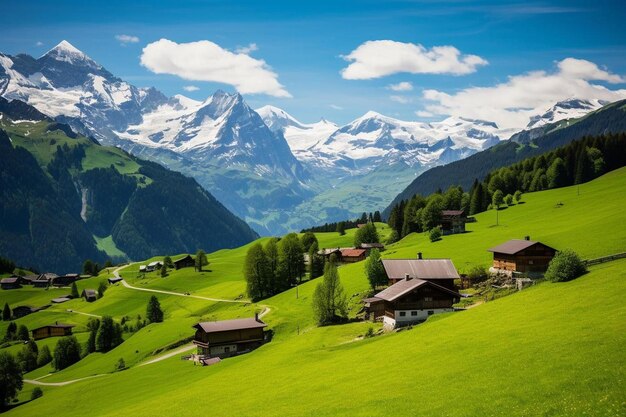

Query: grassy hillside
[2,168,626,416]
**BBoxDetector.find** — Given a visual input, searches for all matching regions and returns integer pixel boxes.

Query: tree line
[386,133,626,240]
[301,211,382,234]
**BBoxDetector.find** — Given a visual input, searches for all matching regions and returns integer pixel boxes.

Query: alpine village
[0,2,625,417]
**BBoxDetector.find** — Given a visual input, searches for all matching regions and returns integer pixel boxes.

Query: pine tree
[336,221,346,236]
[160,264,167,278]
[421,195,444,231]
[299,232,318,253]
[163,256,174,268]
[17,325,29,341]
[308,242,325,280]
[2,303,10,321]
[37,345,52,367]
[53,336,81,370]
[244,243,270,301]
[547,157,568,188]
[83,259,94,276]
[96,316,123,352]
[195,250,208,271]
[373,211,382,222]
[278,233,305,288]
[469,182,484,215]
[265,238,280,294]
[146,296,164,323]
[70,282,79,299]
[97,281,107,299]
[86,318,100,354]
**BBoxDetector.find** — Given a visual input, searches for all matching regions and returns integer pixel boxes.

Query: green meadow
[1,168,626,416]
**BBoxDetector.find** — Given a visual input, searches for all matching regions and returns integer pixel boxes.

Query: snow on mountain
[526,99,607,130]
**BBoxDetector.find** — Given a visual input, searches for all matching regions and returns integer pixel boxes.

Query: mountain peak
[41,40,99,68]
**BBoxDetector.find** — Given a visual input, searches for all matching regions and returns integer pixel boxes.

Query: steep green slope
[2,169,625,416]
[0,101,258,272]
[385,99,626,217]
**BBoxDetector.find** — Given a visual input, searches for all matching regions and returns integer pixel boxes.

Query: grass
[94,236,128,260]
[2,168,626,416]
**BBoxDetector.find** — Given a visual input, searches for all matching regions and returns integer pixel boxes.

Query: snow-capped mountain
[526,99,607,129]
[258,107,502,175]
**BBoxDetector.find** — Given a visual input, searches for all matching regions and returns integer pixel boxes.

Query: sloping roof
[174,254,193,263]
[51,297,71,303]
[148,261,162,267]
[1,277,19,284]
[441,210,465,217]
[194,317,267,334]
[487,239,555,255]
[318,248,342,256]
[360,243,385,249]
[375,278,461,302]
[82,289,97,297]
[341,248,366,258]
[39,273,58,280]
[363,297,382,304]
[381,259,460,280]
[32,323,75,332]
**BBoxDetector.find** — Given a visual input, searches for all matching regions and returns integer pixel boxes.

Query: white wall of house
[383,308,454,330]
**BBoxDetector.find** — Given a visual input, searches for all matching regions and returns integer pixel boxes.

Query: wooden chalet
[192,314,268,359]
[366,277,461,329]
[359,242,385,255]
[146,261,163,272]
[31,323,75,340]
[317,248,342,262]
[488,238,557,274]
[340,248,367,263]
[173,254,195,270]
[440,210,467,234]
[82,289,97,302]
[33,273,58,288]
[1,276,26,290]
[381,257,459,289]
[22,274,39,285]
[51,274,79,287]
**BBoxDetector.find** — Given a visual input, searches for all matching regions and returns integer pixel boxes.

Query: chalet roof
[441,210,465,217]
[38,273,58,280]
[341,248,366,258]
[318,248,342,256]
[194,317,267,334]
[381,259,460,280]
[488,239,555,255]
[82,289,97,297]
[60,273,79,278]
[360,243,385,249]
[22,275,38,282]
[363,297,382,304]
[174,254,193,263]
[1,277,19,284]
[375,278,461,302]
[51,297,71,303]
[108,277,123,283]
[32,323,75,332]
[148,261,163,267]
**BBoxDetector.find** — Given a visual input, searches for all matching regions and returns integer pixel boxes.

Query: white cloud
[341,40,487,80]
[390,95,411,104]
[330,104,343,110]
[422,58,626,130]
[235,43,258,54]
[115,34,140,44]
[388,81,413,91]
[35,41,44,47]
[416,110,434,118]
[183,85,199,92]
[141,39,290,98]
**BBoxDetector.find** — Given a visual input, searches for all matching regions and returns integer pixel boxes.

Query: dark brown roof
[362,297,382,304]
[441,210,465,217]
[174,254,193,263]
[488,239,555,255]
[375,278,461,302]
[194,317,267,334]
[82,289,97,297]
[381,259,460,280]
[1,277,19,284]
[341,248,366,258]
[32,323,75,332]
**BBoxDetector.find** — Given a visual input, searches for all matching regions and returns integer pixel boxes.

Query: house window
[424,297,433,302]
[427,311,434,315]
[224,346,230,353]
[399,311,406,317]
[411,311,418,316]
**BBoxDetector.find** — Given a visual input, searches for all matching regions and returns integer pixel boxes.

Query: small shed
[51,297,71,304]
[340,248,367,263]
[173,254,195,270]
[488,238,557,274]
[440,210,467,235]
[146,261,163,272]
[139,265,147,273]
[31,323,75,340]
[193,314,268,359]
[108,277,123,284]
[52,274,79,287]
[82,289,97,302]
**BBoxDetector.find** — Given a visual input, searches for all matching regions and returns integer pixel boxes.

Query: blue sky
[2,0,626,127]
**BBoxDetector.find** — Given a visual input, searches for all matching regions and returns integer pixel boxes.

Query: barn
[31,323,75,340]
[381,256,460,289]
[173,254,195,270]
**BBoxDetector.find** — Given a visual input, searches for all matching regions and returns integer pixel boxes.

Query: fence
[583,252,626,266]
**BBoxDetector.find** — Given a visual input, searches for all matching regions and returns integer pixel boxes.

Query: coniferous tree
[86,318,100,354]
[195,250,208,271]
[4,322,17,341]
[265,238,280,294]
[244,243,270,301]
[469,182,484,215]
[163,256,174,268]
[299,232,318,253]
[547,157,568,188]
[336,221,346,236]
[16,340,38,372]
[53,336,81,370]
[160,264,167,278]
[2,303,10,321]
[146,296,164,323]
[421,195,444,231]
[17,325,29,341]
[308,241,325,280]
[70,282,79,299]
[37,345,52,367]
[278,233,305,288]
[97,281,107,299]
[83,259,95,276]
[96,316,123,352]
[373,211,382,222]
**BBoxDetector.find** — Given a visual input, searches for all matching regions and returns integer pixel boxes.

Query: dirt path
[138,344,196,367]
[24,374,105,387]
[38,308,102,318]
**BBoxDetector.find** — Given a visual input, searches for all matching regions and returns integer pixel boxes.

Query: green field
[2,168,626,416]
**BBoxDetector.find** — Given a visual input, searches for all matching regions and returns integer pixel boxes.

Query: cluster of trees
[84,316,123,357]
[312,256,348,325]
[386,134,626,240]
[353,223,380,247]
[3,322,29,342]
[244,233,329,301]
[301,211,382,234]
[82,259,113,276]
[0,256,15,274]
